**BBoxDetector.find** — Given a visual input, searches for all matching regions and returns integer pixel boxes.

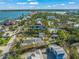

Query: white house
[74,24,79,27]
[47,16,55,20]
[28,49,44,59]
[48,28,60,33]
[21,37,47,47]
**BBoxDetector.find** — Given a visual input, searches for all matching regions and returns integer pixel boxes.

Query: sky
[0,0,79,10]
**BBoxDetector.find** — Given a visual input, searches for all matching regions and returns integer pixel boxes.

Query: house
[21,37,47,47]
[67,21,76,25]
[28,49,44,59]
[48,21,54,26]
[2,33,9,38]
[29,25,46,31]
[74,24,79,28]
[3,20,16,26]
[55,12,66,14]
[35,18,42,21]
[51,33,59,38]
[47,44,67,59]
[57,22,62,26]
[26,16,31,19]
[48,28,60,33]
[47,16,55,20]
[39,33,45,38]
[21,37,41,45]
[35,20,42,25]
[0,29,5,32]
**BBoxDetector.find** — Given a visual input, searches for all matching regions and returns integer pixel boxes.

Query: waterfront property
[3,20,16,26]
[0,11,79,59]
[47,44,67,59]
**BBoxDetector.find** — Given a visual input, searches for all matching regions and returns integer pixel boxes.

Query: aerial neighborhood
[0,11,79,59]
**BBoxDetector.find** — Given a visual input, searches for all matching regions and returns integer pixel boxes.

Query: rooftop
[30,25,46,30]
[49,44,65,55]
[29,50,43,59]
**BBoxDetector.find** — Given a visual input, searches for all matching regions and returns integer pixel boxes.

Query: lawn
[0,37,11,45]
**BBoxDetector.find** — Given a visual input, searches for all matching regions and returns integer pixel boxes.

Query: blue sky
[0,0,79,10]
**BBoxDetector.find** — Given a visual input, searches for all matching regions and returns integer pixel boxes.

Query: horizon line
[0,9,79,11]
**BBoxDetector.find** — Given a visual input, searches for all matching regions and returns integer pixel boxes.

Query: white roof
[22,37,42,45]
[31,54,41,59]
[36,18,42,21]
[48,28,60,31]
[48,28,59,33]
[27,37,41,40]
[30,50,42,59]
[74,24,79,27]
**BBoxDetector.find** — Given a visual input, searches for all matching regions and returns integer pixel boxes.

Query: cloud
[29,6,35,8]
[69,2,75,4]
[27,0,36,2]
[16,2,27,5]
[60,3,65,6]
[29,2,39,5]
[27,0,32,1]
[48,5,52,8]
[0,2,5,4]
[52,5,56,7]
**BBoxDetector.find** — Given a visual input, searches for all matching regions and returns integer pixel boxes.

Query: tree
[8,54,21,59]
[70,47,79,59]
[57,30,70,59]
[57,30,70,40]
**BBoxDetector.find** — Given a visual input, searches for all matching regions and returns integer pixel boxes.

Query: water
[0,11,32,22]
[0,9,78,22]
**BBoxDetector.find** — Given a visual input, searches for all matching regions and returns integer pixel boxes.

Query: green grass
[0,37,10,45]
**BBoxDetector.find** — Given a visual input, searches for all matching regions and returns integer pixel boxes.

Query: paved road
[2,35,16,54]
[0,34,16,59]
[0,26,22,59]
